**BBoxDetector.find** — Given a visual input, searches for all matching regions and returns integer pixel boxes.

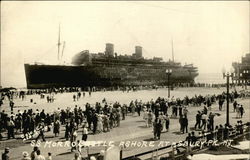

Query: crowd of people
[2,84,249,103]
[1,145,105,160]
[0,89,246,140]
[2,146,53,160]
[184,120,248,150]
[0,87,248,160]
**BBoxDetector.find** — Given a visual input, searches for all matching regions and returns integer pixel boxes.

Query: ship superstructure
[24,43,198,89]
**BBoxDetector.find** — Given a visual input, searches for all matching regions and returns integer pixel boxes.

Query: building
[232,53,250,85]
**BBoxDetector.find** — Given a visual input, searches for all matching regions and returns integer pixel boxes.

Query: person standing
[116,111,121,127]
[35,150,45,160]
[131,102,135,116]
[36,120,46,142]
[44,114,51,132]
[154,103,160,118]
[72,152,81,160]
[165,114,170,132]
[200,113,207,130]
[65,122,70,140]
[102,114,109,132]
[178,105,183,117]
[218,98,223,111]
[191,131,197,145]
[9,100,14,112]
[47,153,52,160]
[174,104,178,117]
[236,104,240,118]
[1,147,10,160]
[208,112,215,131]
[92,113,98,134]
[136,104,141,116]
[194,111,201,130]
[30,115,35,133]
[203,106,208,115]
[239,105,245,118]
[96,114,103,133]
[233,101,237,112]
[121,105,126,120]
[77,92,81,99]
[82,125,88,141]
[148,110,153,127]
[156,118,162,140]
[31,146,38,160]
[7,117,15,139]
[207,97,212,111]
[153,118,162,140]
[53,119,60,137]
[179,115,184,133]
[86,110,92,131]
[162,101,168,115]
[70,128,78,152]
[183,106,188,117]
[142,107,148,126]
[182,115,188,134]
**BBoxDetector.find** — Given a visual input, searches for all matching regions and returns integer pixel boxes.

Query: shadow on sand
[172,131,184,135]
[138,125,148,128]
[143,137,155,141]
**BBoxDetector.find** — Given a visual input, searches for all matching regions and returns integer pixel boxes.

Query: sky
[1,1,249,87]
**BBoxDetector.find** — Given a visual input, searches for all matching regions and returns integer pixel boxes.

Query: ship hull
[24,64,198,89]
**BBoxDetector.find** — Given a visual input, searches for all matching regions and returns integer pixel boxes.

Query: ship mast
[61,41,65,60]
[171,38,174,62]
[57,24,61,61]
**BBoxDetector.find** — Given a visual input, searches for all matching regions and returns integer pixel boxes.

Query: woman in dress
[97,114,103,133]
[142,106,148,127]
[53,119,60,137]
[165,114,170,132]
[82,124,88,141]
[102,114,109,132]
[147,110,154,127]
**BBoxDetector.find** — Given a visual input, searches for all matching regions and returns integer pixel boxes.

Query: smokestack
[105,43,114,57]
[135,46,142,58]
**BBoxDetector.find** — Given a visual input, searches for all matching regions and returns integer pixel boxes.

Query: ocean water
[195,73,225,84]
[2,73,225,88]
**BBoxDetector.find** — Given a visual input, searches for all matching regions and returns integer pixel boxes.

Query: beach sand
[0,87,249,159]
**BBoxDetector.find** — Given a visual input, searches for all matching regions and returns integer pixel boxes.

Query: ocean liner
[24,42,198,89]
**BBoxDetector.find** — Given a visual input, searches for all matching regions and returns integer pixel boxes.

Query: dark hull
[24,64,198,89]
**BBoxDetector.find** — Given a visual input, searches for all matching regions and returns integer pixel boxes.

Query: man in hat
[22,151,31,160]
[1,147,10,160]
[30,146,38,160]
[36,150,45,160]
